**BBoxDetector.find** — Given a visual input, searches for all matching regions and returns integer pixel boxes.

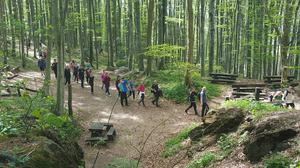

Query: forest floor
[12,71,228,168]
[72,75,228,168]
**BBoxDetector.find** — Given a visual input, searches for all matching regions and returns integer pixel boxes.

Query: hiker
[104,72,111,96]
[89,69,95,94]
[70,60,75,76]
[151,80,161,107]
[115,75,121,97]
[185,88,198,115]
[37,57,46,76]
[199,87,209,117]
[118,78,128,106]
[283,86,295,109]
[137,82,145,106]
[64,65,71,85]
[101,70,106,90]
[128,79,135,99]
[79,65,85,88]
[51,59,58,78]
[73,64,79,83]
[86,68,91,84]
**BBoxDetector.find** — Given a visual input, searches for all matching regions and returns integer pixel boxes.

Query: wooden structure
[209,73,238,84]
[231,83,267,99]
[263,76,296,88]
[85,122,116,145]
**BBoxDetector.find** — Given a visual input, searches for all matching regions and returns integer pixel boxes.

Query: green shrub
[105,158,138,168]
[186,152,217,168]
[264,154,291,168]
[0,92,81,142]
[217,134,237,157]
[162,123,198,158]
[115,59,128,67]
[223,99,285,119]
[144,70,220,103]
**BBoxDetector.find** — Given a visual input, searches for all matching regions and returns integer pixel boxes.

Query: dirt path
[71,80,226,168]
[8,71,226,168]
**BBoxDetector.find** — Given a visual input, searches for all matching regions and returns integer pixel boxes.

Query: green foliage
[0,151,30,168]
[0,93,81,142]
[115,59,128,67]
[144,69,220,103]
[223,99,285,119]
[162,123,198,158]
[263,153,291,168]
[105,158,138,168]
[217,134,237,157]
[186,152,217,168]
[0,53,38,71]
[145,44,185,59]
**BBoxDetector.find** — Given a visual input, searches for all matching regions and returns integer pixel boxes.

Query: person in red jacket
[137,82,145,106]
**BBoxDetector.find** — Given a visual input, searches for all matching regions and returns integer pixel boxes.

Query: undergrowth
[105,157,138,168]
[263,153,291,168]
[162,123,199,158]
[223,99,286,119]
[186,152,217,168]
[217,134,237,157]
[144,67,220,103]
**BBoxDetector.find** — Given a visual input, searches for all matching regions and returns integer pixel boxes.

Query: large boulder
[189,108,246,141]
[244,111,300,162]
[24,136,83,168]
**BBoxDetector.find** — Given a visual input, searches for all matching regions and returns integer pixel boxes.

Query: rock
[189,108,245,141]
[114,66,129,75]
[244,111,300,162]
[24,136,83,168]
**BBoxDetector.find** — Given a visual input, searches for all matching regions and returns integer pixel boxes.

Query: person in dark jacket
[89,70,94,94]
[185,88,198,115]
[86,68,91,84]
[104,72,111,96]
[115,75,121,97]
[151,80,160,107]
[73,64,79,83]
[38,58,46,76]
[79,65,85,88]
[199,87,209,117]
[64,65,71,85]
[51,59,58,78]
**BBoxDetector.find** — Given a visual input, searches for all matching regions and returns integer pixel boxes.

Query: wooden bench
[85,136,108,145]
[209,73,238,84]
[107,127,116,141]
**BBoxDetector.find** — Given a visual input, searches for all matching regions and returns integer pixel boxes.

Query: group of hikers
[49,59,164,107]
[185,87,209,117]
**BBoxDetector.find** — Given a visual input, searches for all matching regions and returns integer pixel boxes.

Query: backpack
[158,89,163,97]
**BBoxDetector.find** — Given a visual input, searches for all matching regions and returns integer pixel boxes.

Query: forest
[0,0,300,168]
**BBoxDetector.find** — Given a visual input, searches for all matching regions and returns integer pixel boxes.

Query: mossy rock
[189,108,245,141]
[244,111,300,162]
[24,136,83,168]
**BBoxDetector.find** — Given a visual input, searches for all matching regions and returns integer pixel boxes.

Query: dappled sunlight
[98,111,144,122]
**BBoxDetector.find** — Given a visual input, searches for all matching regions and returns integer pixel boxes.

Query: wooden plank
[209,79,236,84]
[263,75,294,79]
[210,73,238,77]
[211,76,237,80]
[232,83,266,88]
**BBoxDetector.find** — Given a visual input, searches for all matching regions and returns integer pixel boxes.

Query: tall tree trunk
[127,0,134,70]
[146,0,155,75]
[106,0,114,67]
[135,0,144,71]
[281,0,294,83]
[200,0,205,76]
[208,0,215,74]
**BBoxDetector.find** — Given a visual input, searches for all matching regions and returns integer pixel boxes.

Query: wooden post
[68,84,73,117]
[255,87,260,101]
